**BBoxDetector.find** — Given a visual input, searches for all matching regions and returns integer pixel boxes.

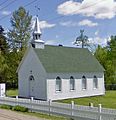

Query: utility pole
[74,30,88,48]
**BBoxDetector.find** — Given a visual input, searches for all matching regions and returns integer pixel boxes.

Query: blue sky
[0,0,116,48]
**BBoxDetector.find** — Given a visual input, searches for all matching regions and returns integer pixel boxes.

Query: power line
[0,0,17,11]
[24,0,38,7]
[0,0,38,21]
[46,0,105,22]
[0,0,105,23]
[0,0,9,6]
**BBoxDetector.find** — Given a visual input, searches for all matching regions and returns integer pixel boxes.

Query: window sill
[56,90,62,93]
[70,89,75,92]
[93,88,98,90]
[82,88,87,91]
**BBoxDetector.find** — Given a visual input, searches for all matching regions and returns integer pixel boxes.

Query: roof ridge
[43,44,88,50]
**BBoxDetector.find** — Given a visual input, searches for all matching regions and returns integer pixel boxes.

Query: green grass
[6,89,18,97]
[6,90,116,109]
[58,91,116,109]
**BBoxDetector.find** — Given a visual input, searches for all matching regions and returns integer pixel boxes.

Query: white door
[29,75,35,97]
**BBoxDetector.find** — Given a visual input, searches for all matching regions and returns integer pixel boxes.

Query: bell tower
[31,15,44,49]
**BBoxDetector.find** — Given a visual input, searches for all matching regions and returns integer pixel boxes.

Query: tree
[107,36,116,83]
[0,50,8,83]
[0,25,9,54]
[8,7,32,50]
[94,44,115,86]
[74,30,89,48]
[0,26,4,33]
[5,50,24,88]
[0,25,9,83]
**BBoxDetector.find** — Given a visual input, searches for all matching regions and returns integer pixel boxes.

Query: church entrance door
[29,75,35,97]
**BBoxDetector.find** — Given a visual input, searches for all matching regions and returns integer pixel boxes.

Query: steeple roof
[33,16,41,34]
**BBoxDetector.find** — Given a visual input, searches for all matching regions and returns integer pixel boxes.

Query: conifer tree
[8,7,32,50]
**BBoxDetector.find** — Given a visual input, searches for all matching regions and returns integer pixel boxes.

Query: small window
[56,77,62,92]
[93,76,98,89]
[70,76,75,90]
[82,76,87,90]
[29,75,34,81]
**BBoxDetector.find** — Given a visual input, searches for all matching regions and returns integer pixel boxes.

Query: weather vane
[35,6,40,17]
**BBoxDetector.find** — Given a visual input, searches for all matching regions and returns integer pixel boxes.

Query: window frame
[29,75,34,81]
[93,75,98,89]
[55,76,62,92]
[70,76,75,91]
[82,76,87,90]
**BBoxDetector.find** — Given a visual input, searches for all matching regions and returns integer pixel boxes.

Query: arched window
[93,76,98,89]
[29,75,34,81]
[82,76,87,90]
[56,77,61,92]
[70,76,75,90]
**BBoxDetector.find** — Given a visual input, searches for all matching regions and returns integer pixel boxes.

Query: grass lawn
[6,90,116,109]
[6,89,18,97]
[58,91,116,109]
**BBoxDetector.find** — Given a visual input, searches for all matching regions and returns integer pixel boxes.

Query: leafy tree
[8,7,32,50]
[0,25,9,83]
[0,26,4,33]
[5,50,24,88]
[94,42,116,86]
[107,36,116,83]
[0,25,9,54]
[74,30,89,48]
[0,50,8,83]
[94,45,107,68]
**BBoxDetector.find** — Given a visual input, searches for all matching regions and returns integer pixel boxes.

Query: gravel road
[0,109,47,120]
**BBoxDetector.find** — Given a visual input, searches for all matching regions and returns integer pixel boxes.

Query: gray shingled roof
[34,45,104,73]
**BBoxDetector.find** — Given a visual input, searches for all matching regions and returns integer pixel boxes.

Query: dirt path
[0,109,46,120]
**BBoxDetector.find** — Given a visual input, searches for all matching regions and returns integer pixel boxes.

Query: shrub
[12,105,28,112]
[0,104,12,110]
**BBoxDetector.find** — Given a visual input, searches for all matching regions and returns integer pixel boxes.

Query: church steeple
[31,15,44,49]
[33,16,41,37]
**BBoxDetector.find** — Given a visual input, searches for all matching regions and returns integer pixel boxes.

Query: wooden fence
[0,97,116,120]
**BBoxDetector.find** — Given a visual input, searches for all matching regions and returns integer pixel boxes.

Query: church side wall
[18,48,47,100]
[47,72,105,101]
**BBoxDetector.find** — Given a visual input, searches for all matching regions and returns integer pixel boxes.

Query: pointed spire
[31,16,45,49]
[33,15,41,35]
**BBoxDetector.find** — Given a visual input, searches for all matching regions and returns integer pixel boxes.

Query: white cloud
[40,21,56,29]
[31,16,56,29]
[95,30,99,36]
[88,37,108,46]
[57,0,116,19]
[45,40,57,45]
[78,19,98,27]
[56,35,59,38]
[60,21,78,27]
[1,10,11,15]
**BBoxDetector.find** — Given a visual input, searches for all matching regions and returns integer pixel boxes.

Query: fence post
[98,104,102,120]
[71,101,74,116]
[31,97,34,101]
[31,97,34,112]
[16,96,18,106]
[89,102,93,108]
[49,99,51,116]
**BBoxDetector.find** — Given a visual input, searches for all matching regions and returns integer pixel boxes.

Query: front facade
[17,16,105,101]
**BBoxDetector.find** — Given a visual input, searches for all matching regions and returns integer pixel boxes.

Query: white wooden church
[17,16,105,101]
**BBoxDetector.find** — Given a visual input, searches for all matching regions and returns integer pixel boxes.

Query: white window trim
[55,77,62,93]
[82,76,87,90]
[70,76,75,91]
[93,76,98,89]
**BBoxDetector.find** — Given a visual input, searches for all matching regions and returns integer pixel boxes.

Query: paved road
[0,109,46,120]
